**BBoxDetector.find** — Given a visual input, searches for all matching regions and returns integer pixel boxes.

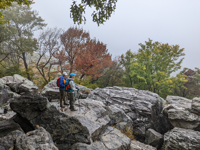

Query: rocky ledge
[1,75,200,150]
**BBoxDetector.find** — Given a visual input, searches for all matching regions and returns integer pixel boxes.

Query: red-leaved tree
[75,39,112,79]
[54,27,90,73]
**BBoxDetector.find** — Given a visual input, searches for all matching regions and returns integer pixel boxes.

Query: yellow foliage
[133,62,139,66]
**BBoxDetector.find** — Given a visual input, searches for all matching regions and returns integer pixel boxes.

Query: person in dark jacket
[59,72,68,108]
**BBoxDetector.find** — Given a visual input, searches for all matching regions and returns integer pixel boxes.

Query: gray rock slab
[145,128,163,149]
[107,105,133,132]
[15,127,58,150]
[10,95,90,149]
[71,142,107,150]
[0,130,23,150]
[191,97,200,115]
[100,126,131,150]
[88,86,171,138]
[0,119,23,137]
[53,99,110,141]
[164,127,200,150]
[163,96,200,131]
[131,140,156,150]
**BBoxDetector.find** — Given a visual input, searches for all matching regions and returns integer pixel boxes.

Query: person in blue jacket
[65,73,79,111]
[59,72,68,108]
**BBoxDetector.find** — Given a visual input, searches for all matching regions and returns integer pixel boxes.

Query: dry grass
[123,127,135,140]
[113,126,135,140]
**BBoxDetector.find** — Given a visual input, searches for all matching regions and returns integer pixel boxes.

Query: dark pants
[59,90,66,107]
[67,92,76,110]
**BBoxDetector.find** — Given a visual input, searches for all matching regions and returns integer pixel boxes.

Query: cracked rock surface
[88,86,172,140]
[100,126,131,150]
[10,95,90,150]
[131,140,156,150]
[164,127,200,150]
[0,127,58,150]
[163,96,200,130]
[52,99,110,141]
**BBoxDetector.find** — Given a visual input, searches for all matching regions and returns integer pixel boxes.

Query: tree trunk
[80,74,85,79]
[22,52,31,80]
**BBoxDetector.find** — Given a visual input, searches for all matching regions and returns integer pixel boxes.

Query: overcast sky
[31,0,200,75]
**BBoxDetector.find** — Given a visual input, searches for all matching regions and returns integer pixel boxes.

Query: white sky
[31,0,200,75]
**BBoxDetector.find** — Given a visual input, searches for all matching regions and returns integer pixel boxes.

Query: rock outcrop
[163,96,200,131]
[15,127,58,150]
[88,86,172,140]
[100,126,131,150]
[52,99,110,142]
[10,95,90,149]
[164,127,200,150]
[40,80,60,101]
[0,74,38,107]
[0,119,22,137]
[3,74,200,150]
[0,127,58,150]
[107,105,133,132]
[71,126,132,150]
[145,128,163,149]
[0,130,23,150]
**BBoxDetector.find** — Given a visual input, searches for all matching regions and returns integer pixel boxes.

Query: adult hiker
[58,72,68,108]
[65,73,79,111]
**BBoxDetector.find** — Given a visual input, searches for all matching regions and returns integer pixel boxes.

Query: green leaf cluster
[122,39,187,98]
[0,0,33,24]
[70,0,117,25]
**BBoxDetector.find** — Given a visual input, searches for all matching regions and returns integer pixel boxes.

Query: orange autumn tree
[54,27,90,73]
[75,39,112,79]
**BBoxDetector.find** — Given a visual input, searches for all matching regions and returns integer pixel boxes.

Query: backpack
[57,77,60,87]
[65,79,72,91]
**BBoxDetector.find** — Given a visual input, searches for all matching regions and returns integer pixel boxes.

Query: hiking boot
[64,102,69,105]
[70,107,78,111]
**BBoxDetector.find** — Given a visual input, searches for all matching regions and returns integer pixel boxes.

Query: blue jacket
[59,76,67,91]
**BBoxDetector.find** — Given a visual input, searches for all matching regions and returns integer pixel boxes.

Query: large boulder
[0,127,58,150]
[0,89,20,106]
[88,87,172,140]
[191,97,200,115]
[15,127,58,150]
[40,80,60,101]
[71,126,131,150]
[0,74,38,107]
[0,130,23,150]
[100,126,131,150]
[106,105,133,132]
[10,95,90,150]
[0,119,23,137]
[145,128,163,149]
[164,127,200,150]
[163,96,200,130]
[1,74,38,95]
[51,99,110,141]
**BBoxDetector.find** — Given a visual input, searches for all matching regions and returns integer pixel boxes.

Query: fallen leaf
[9,146,14,150]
